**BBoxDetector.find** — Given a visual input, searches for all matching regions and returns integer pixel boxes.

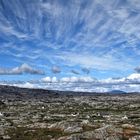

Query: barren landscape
[0,85,140,140]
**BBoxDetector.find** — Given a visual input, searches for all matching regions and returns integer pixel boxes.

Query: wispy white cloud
[53,52,133,71]
[1,0,140,80]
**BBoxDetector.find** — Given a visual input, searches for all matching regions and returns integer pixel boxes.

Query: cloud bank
[1,72,140,93]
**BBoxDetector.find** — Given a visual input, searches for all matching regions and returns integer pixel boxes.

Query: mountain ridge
[0,85,139,99]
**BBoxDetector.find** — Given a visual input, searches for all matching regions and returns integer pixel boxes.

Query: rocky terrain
[0,85,140,140]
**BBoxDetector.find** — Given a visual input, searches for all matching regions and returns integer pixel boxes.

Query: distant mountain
[0,85,137,100]
[0,85,99,98]
[109,90,126,94]
[0,85,59,99]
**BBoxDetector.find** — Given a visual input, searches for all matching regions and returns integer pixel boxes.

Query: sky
[0,0,140,92]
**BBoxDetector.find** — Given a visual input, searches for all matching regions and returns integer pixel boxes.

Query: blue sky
[1,0,140,91]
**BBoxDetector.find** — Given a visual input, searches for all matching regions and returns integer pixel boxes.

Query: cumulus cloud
[71,70,80,75]
[14,82,35,89]
[41,76,96,83]
[0,63,44,75]
[41,76,58,83]
[60,77,79,82]
[41,77,52,82]
[14,75,140,92]
[51,66,61,74]
[82,68,90,74]
[127,73,140,81]
[2,72,140,92]
[100,73,140,84]
[60,76,96,83]
[134,66,140,73]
